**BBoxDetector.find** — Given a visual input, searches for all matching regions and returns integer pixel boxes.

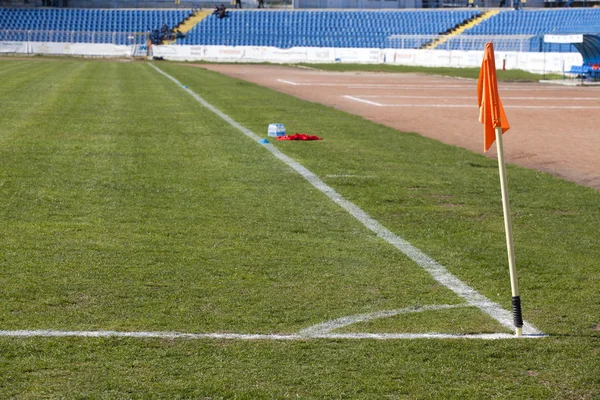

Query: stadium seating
[178,10,482,49]
[464,9,600,36]
[2,7,600,51]
[457,8,600,52]
[0,8,191,44]
[570,63,600,79]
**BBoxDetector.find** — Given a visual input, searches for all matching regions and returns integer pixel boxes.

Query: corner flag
[477,42,524,337]
[477,42,510,152]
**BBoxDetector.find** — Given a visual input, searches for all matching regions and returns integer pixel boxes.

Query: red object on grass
[276,133,322,141]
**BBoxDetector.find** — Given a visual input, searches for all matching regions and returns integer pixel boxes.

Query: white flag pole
[494,126,523,337]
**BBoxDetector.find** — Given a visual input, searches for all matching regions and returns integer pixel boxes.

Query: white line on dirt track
[276,79,298,85]
[276,80,593,91]
[377,104,600,109]
[282,82,473,88]
[149,63,543,338]
[343,95,383,106]
[343,97,600,109]
[357,95,600,101]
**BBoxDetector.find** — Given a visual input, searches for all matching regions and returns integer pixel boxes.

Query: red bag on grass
[276,133,322,141]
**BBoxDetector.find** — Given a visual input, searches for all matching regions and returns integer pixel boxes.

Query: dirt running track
[200,64,600,191]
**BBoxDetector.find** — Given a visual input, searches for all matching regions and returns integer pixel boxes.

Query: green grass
[297,63,564,81]
[0,58,598,398]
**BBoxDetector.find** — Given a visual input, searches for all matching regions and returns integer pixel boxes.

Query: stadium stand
[178,10,484,49]
[0,8,192,44]
[464,8,600,35]
[1,7,600,54]
[457,8,600,55]
[175,8,600,52]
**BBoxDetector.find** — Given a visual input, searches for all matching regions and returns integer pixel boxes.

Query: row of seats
[465,9,600,35]
[568,63,600,78]
[0,8,191,33]
[180,9,599,50]
[179,10,481,46]
[1,9,188,16]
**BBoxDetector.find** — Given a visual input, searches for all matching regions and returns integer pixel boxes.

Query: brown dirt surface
[198,64,600,191]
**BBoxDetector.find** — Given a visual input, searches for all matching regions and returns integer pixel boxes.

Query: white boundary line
[0,330,543,340]
[0,304,543,340]
[148,63,543,338]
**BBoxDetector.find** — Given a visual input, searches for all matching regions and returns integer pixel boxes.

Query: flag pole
[494,126,523,336]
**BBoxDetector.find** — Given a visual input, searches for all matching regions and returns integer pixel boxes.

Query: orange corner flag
[477,42,510,152]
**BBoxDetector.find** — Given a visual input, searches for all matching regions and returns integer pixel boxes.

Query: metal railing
[0,29,149,44]
[386,34,578,52]
[2,0,599,6]
[388,34,535,51]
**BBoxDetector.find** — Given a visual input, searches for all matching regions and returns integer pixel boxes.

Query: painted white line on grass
[150,64,543,337]
[0,330,298,340]
[0,329,542,340]
[314,333,542,339]
[299,304,468,335]
[343,95,383,106]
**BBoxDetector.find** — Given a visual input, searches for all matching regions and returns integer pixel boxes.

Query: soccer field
[0,58,598,398]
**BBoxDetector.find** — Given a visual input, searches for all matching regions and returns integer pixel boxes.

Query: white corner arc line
[299,304,468,336]
[344,95,383,106]
[149,64,543,337]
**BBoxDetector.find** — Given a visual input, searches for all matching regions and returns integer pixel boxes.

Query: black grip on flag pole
[512,296,523,328]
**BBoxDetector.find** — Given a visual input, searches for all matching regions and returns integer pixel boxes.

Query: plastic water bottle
[268,123,286,137]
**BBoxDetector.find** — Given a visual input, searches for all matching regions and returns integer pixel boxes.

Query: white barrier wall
[0,41,582,74]
[151,45,583,74]
[0,41,28,53]
[0,41,148,57]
